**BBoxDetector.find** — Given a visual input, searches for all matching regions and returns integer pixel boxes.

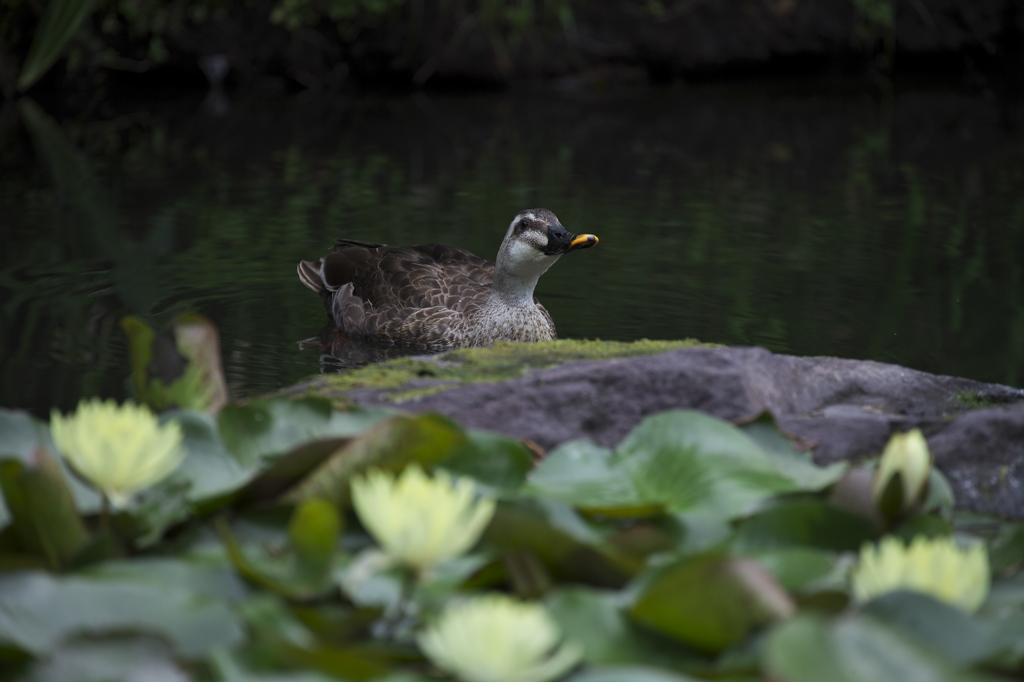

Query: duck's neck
[488,252,560,308]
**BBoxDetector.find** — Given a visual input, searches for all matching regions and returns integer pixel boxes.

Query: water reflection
[2,79,1023,416]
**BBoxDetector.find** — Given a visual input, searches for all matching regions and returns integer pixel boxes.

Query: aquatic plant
[49,397,185,508]
[418,594,583,682]
[852,535,990,613]
[0,384,1018,679]
[351,464,495,571]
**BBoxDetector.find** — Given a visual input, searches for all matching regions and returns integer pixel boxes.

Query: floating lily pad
[763,613,994,682]
[283,413,468,506]
[529,411,821,523]
[732,499,878,553]
[628,552,793,653]
[0,570,243,658]
[547,587,706,670]
[218,397,388,466]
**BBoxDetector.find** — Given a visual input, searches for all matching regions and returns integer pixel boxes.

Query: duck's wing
[305,242,495,345]
[534,299,557,339]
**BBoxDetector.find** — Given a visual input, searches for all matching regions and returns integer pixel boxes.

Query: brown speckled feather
[314,243,508,347]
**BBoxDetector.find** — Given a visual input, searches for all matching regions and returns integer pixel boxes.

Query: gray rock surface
[349,346,1024,519]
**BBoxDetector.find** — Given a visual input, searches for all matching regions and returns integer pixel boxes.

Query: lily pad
[218,397,388,466]
[0,409,102,522]
[17,637,187,682]
[529,411,811,523]
[0,570,243,658]
[566,666,705,682]
[628,553,794,653]
[731,499,878,553]
[546,587,706,670]
[283,413,467,506]
[862,591,998,665]
[763,613,995,682]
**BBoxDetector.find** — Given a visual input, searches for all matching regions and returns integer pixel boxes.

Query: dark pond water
[3,77,1024,417]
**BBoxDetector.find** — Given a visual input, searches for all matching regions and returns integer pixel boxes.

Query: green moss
[953,390,1010,411]
[289,338,709,408]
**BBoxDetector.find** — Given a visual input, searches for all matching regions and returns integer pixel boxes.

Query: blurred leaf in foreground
[764,612,996,682]
[0,570,243,658]
[0,447,88,569]
[218,500,342,599]
[284,413,467,506]
[628,553,794,654]
[218,397,388,468]
[528,411,833,524]
[17,0,96,91]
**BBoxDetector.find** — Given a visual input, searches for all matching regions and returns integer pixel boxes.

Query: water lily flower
[418,594,583,682]
[851,535,990,613]
[351,465,495,571]
[872,429,932,516]
[50,398,185,508]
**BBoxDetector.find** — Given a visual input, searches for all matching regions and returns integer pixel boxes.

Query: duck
[297,208,598,349]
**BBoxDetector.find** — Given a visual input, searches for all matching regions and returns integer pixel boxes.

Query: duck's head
[497,208,598,271]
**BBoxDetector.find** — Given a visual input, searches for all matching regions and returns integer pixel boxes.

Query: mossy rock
[282,338,709,408]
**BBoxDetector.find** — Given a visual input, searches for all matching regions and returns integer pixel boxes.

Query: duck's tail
[297,260,325,294]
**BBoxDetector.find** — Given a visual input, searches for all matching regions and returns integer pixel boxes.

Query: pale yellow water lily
[851,535,990,613]
[418,594,583,682]
[351,465,495,571]
[50,398,185,508]
[873,428,931,514]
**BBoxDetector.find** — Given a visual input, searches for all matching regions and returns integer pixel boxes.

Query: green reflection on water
[2,83,1024,415]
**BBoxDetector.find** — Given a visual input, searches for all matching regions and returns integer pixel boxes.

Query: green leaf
[876,469,907,524]
[628,553,793,653]
[546,587,706,669]
[218,398,388,467]
[529,412,809,523]
[566,667,705,682]
[337,548,404,609]
[863,591,998,665]
[17,637,183,682]
[237,437,352,506]
[82,554,248,602]
[739,413,847,489]
[283,413,467,506]
[0,408,102,523]
[0,571,243,657]
[441,429,535,496]
[732,499,878,552]
[172,410,256,507]
[237,595,392,680]
[17,0,96,91]
[527,440,643,510]
[288,499,341,588]
[209,647,342,682]
[923,467,956,517]
[764,613,995,682]
[0,448,88,569]
[616,411,798,518]
[988,522,1024,576]
[218,502,341,599]
[484,500,637,587]
[746,547,837,592]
